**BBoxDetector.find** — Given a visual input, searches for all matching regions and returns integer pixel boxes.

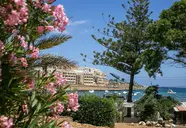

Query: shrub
[0,0,79,127]
[135,94,159,121]
[105,94,125,122]
[72,95,116,128]
[134,85,180,121]
[157,96,180,120]
[115,99,125,122]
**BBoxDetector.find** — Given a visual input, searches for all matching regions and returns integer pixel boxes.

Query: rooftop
[174,102,186,112]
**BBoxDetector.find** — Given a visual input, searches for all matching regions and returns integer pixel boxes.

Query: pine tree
[84,0,163,116]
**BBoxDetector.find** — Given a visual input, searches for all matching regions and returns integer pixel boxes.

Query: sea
[77,87,186,102]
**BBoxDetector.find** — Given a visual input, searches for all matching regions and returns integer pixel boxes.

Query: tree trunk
[0,62,10,114]
[126,72,135,117]
[1,63,10,88]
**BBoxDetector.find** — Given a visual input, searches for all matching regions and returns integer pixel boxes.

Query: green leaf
[31,91,36,102]
[34,102,41,114]
[40,120,58,128]
[29,116,40,128]
[8,78,14,88]
[32,99,38,107]
[35,34,72,50]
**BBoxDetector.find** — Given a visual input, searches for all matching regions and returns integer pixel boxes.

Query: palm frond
[34,33,72,50]
[34,54,77,69]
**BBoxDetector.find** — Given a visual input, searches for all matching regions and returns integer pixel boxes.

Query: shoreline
[67,85,146,91]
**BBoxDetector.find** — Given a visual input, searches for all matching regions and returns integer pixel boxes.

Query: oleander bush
[0,0,79,127]
[72,95,116,128]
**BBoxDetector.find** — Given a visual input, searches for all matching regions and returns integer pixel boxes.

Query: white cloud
[69,20,88,26]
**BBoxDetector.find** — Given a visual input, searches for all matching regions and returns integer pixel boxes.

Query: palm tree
[29,32,76,72]
[34,33,72,50]
[33,54,77,73]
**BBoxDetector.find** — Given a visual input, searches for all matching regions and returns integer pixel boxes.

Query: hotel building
[35,66,108,86]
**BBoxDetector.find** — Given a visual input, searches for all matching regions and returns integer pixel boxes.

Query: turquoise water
[77,87,186,102]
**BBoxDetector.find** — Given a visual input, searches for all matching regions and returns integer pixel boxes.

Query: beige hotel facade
[35,67,108,86]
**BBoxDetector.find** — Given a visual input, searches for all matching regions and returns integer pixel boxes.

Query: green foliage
[108,95,125,122]
[115,99,125,122]
[0,68,68,128]
[144,85,159,96]
[82,0,163,103]
[157,96,179,120]
[135,86,180,121]
[147,0,186,66]
[35,33,72,50]
[0,1,72,127]
[72,95,116,128]
[135,94,158,121]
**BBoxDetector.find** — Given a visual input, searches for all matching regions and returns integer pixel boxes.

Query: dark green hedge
[72,95,116,128]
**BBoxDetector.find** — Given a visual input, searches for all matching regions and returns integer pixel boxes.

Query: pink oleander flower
[19,6,28,22]
[42,3,51,12]
[7,4,13,10]
[63,121,71,128]
[19,57,28,67]
[48,87,57,94]
[21,41,28,48]
[23,77,28,83]
[30,47,39,59]
[13,0,26,6]
[22,104,28,113]
[4,10,19,26]
[37,26,45,34]
[0,115,13,128]
[17,35,28,48]
[0,41,4,49]
[47,0,55,4]
[52,5,68,32]
[45,26,54,31]
[0,7,6,18]
[29,45,39,58]
[28,80,35,89]
[9,52,18,64]
[4,1,28,26]
[50,101,64,116]
[56,101,64,113]
[29,45,34,51]
[34,0,42,8]
[54,72,66,86]
[68,92,79,112]
[46,82,57,94]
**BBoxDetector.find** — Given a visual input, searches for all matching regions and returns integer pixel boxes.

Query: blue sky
[44,0,186,87]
